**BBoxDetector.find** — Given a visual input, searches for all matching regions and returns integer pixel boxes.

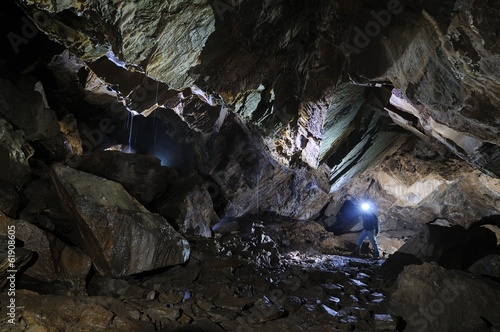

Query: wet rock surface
[156,179,219,238]
[1,200,499,331]
[0,228,401,331]
[51,164,190,276]
[0,1,500,331]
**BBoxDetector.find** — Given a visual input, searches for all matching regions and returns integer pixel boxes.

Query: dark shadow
[327,199,362,234]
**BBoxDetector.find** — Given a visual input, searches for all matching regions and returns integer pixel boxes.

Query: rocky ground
[1,213,500,332]
[0,225,400,332]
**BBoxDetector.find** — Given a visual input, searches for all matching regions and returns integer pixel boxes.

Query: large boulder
[78,151,177,205]
[0,119,33,189]
[51,164,190,276]
[389,263,500,331]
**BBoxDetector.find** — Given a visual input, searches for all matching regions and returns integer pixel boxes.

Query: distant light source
[361,202,372,212]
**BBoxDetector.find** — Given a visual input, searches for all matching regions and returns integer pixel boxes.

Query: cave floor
[0,233,402,332]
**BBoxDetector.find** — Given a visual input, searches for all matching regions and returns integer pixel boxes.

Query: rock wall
[348,0,500,177]
[16,0,411,190]
[323,138,500,254]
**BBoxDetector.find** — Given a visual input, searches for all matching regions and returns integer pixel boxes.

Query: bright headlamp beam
[361,202,371,211]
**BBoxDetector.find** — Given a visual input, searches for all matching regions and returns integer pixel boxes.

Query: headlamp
[361,201,372,212]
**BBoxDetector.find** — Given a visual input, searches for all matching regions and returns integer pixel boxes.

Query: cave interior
[0,0,500,331]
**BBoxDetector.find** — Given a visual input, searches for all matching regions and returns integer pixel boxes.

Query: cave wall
[348,0,500,177]
[1,0,499,239]
[14,0,409,185]
[323,138,500,253]
[14,0,499,193]
[2,2,500,330]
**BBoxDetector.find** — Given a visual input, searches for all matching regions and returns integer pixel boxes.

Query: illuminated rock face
[363,139,500,230]
[3,3,500,330]
[17,0,215,90]
[0,0,497,243]
[16,0,409,180]
[17,0,499,191]
[348,2,500,177]
[321,138,500,255]
[51,164,190,276]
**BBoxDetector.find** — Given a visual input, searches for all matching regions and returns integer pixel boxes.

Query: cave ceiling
[3,0,500,192]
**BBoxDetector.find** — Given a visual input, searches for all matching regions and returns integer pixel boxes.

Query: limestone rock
[51,164,190,276]
[20,177,63,218]
[58,114,83,159]
[78,150,177,205]
[346,2,500,176]
[40,113,84,163]
[389,263,500,332]
[0,217,55,282]
[87,276,129,298]
[214,225,281,269]
[0,119,33,189]
[11,0,500,197]
[373,313,399,331]
[52,239,92,293]
[18,0,410,189]
[268,219,344,255]
[204,122,331,220]
[328,138,500,255]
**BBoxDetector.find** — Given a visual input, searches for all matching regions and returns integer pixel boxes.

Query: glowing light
[150,147,171,167]
[361,202,372,212]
